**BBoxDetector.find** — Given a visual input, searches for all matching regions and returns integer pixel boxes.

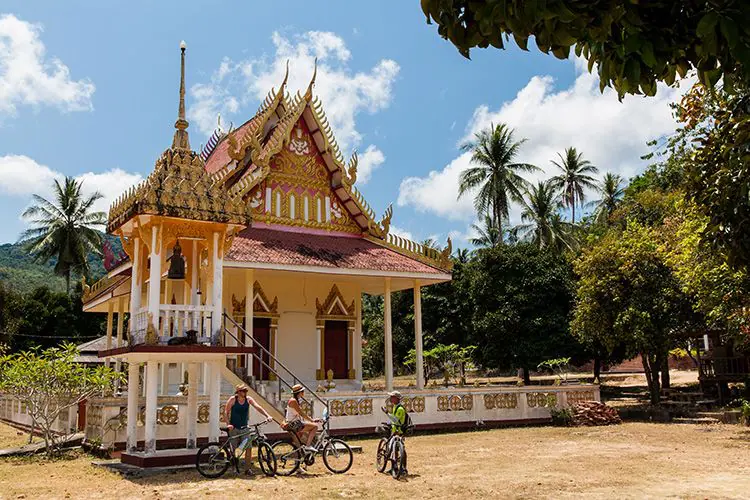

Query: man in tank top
[224,384,273,476]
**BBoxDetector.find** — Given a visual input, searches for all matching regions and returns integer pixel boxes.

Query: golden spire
[172,40,190,151]
[304,57,318,101]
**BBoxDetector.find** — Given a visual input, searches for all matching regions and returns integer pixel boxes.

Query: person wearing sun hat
[224,383,273,476]
[285,383,322,452]
[385,390,408,475]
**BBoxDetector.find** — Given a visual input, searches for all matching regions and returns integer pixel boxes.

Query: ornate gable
[246,118,362,234]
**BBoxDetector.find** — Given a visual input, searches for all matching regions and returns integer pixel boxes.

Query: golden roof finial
[280,59,290,93]
[304,57,318,101]
[172,40,191,151]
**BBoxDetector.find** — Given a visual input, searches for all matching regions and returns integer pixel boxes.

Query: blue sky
[0,1,688,246]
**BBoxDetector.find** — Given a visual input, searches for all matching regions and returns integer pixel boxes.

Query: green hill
[0,234,124,295]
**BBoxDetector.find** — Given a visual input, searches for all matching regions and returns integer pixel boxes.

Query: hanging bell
[167,239,186,280]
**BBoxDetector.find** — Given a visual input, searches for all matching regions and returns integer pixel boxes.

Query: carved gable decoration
[247,118,362,235]
[253,280,278,316]
[231,294,245,315]
[316,284,355,319]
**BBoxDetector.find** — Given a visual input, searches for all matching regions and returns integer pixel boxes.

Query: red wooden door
[324,321,348,379]
[253,318,271,380]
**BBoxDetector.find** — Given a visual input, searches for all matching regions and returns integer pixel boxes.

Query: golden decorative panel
[316,284,356,319]
[197,404,210,423]
[438,394,472,412]
[566,391,595,405]
[158,405,179,425]
[329,398,373,417]
[526,392,558,408]
[484,393,518,410]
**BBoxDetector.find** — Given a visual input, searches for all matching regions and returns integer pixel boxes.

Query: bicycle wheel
[322,439,353,474]
[391,440,404,479]
[257,442,277,477]
[196,442,231,478]
[376,438,389,473]
[271,441,301,476]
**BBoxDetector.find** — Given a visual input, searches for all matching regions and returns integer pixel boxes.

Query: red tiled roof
[204,117,257,174]
[226,227,445,275]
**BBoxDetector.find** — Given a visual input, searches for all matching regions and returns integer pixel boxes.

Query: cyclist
[224,384,273,476]
[285,384,321,452]
[386,390,408,475]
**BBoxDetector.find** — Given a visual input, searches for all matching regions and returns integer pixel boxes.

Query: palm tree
[20,177,107,294]
[458,123,540,232]
[591,172,624,222]
[516,180,574,252]
[470,215,502,248]
[550,147,599,223]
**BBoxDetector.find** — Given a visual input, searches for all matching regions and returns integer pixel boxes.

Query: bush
[740,400,750,427]
[550,407,574,427]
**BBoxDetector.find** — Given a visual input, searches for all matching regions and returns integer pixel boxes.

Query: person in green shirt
[386,390,408,475]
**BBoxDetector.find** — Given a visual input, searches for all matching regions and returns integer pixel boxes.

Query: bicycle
[376,409,409,479]
[271,407,353,475]
[196,420,276,478]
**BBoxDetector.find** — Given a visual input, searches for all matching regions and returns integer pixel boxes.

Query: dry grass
[2,421,750,499]
[0,423,32,450]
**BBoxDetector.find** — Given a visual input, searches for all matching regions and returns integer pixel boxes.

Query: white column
[186,362,199,448]
[115,297,125,392]
[160,363,169,395]
[211,232,224,343]
[148,225,162,340]
[208,361,221,442]
[144,361,159,454]
[414,280,425,390]
[202,362,209,395]
[126,361,139,452]
[316,326,322,378]
[245,270,254,378]
[129,237,142,325]
[105,302,114,369]
[355,289,363,383]
[384,277,393,391]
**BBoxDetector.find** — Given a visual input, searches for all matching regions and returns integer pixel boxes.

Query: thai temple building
[11,43,596,467]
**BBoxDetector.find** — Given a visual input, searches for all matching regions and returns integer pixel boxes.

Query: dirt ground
[0,423,31,449]
[1,421,749,499]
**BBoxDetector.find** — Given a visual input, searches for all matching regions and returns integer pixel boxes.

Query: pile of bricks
[572,401,622,426]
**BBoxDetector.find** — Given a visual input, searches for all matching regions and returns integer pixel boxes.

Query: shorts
[287,419,304,433]
[228,427,247,447]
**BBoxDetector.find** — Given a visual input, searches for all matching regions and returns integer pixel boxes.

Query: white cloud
[0,14,95,118]
[188,31,399,156]
[389,225,414,241]
[399,59,692,222]
[0,155,142,216]
[357,145,385,184]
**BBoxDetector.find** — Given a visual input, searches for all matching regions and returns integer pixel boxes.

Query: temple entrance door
[324,320,348,379]
[253,318,271,381]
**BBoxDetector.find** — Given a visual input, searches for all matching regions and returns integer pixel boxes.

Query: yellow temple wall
[222,269,362,384]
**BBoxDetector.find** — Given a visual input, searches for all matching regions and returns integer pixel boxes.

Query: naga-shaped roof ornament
[304,57,318,102]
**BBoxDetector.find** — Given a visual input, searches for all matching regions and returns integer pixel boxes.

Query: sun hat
[291,383,305,394]
[235,384,249,393]
[388,390,402,399]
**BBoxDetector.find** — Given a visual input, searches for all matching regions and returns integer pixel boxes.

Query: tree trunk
[572,201,576,224]
[593,357,601,384]
[65,269,71,295]
[661,353,671,390]
[641,353,661,404]
[522,367,531,385]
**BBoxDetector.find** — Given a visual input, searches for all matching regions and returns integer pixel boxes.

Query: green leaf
[719,17,740,49]
[513,33,529,51]
[641,41,657,68]
[696,12,719,39]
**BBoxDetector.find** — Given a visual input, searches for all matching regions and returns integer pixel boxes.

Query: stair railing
[223,312,328,416]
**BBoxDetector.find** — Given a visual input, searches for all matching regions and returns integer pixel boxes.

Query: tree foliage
[421,0,750,98]
[20,177,107,294]
[550,147,599,223]
[572,223,697,403]
[468,244,582,382]
[0,343,122,456]
[458,123,539,231]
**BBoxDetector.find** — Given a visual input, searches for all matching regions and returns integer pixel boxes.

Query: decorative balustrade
[128,305,213,345]
[700,356,750,379]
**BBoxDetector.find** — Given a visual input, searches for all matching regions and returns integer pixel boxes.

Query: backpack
[395,403,414,433]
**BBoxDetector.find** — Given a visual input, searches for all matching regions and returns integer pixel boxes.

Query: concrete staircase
[219,365,284,422]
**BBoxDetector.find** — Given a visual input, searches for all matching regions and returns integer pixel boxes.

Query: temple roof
[226,227,449,276]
